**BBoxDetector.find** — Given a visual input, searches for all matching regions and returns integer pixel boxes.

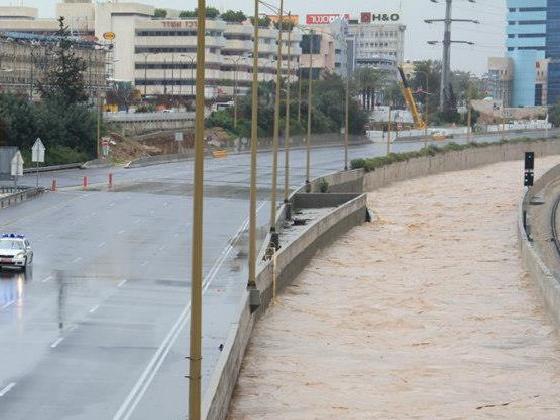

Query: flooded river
[229,157,560,419]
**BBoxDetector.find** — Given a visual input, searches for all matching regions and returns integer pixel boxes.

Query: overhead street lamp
[305,28,314,191]
[284,13,293,219]
[247,0,260,306]
[269,0,284,250]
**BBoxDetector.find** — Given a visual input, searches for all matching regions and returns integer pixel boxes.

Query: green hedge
[350,138,536,172]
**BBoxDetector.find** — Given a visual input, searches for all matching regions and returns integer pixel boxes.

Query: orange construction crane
[398,66,426,130]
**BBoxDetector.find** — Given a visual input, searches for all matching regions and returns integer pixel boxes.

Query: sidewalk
[229,156,560,419]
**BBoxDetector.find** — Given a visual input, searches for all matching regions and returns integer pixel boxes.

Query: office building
[346,12,406,74]
[0,1,303,100]
[486,57,514,108]
[547,0,560,105]
[506,0,547,107]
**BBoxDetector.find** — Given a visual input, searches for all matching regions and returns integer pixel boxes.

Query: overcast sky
[20,0,505,75]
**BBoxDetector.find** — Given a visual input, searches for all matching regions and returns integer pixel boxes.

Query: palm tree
[353,67,387,111]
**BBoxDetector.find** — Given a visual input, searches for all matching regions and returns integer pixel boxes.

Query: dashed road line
[112,203,265,420]
[72,257,82,263]
[1,301,15,310]
[50,337,64,349]
[118,230,126,235]
[118,279,128,288]
[89,304,100,313]
[0,383,16,397]
[98,242,106,248]
[41,275,53,283]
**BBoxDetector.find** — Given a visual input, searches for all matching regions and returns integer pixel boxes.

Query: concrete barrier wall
[518,164,560,328]
[204,193,368,420]
[205,137,560,420]
[0,187,44,209]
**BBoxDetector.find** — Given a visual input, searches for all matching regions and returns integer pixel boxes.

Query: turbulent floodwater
[229,157,560,419]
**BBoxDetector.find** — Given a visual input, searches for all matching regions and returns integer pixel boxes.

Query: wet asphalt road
[0,131,556,419]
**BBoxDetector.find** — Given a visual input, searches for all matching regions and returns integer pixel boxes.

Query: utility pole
[247,0,260,315]
[284,14,292,219]
[188,0,206,418]
[344,66,349,171]
[426,0,478,114]
[305,30,314,190]
[269,0,283,250]
[441,0,452,112]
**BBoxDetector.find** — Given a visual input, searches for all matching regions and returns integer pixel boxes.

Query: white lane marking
[118,279,127,288]
[41,275,53,283]
[89,304,100,313]
[50,337,64,349]
[112,203,265,420]
[0,383,15,397]
[118,230,126,235]
[72,257,82,263]
[1,301,15,310]
[140,261,148,267]
[158,246,165,252]
[98,242,106,248]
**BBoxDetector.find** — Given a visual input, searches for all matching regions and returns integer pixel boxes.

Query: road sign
[175,132,184,142]
[31,137,45,163]
[103,32,116,41]
[10,151,23,177]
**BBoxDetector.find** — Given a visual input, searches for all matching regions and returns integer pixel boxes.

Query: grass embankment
[351,138,541,172]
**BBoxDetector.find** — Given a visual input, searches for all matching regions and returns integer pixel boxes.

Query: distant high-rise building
[547,0,560,104]
[506,0,547,107]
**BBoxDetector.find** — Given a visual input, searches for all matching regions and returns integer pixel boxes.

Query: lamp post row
[187,2,354,418]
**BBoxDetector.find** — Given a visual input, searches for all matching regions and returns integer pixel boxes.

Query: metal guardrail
[0,186,44,209]
[22,163,83,174]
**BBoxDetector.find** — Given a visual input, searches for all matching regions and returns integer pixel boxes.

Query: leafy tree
[207,74,368,138]
[353,67,387,111]
[180,7,220,19]
[250,16,271,27]
[37,17,88,105]
[273,17,295,31]
[154,8,167,18]
[179,10,197,18]
[106,81,141,113]
[220,10,246,23]
[439,84,461,124]
[549,100,560,127]
[206,7,220,19]
[410,60,440,117]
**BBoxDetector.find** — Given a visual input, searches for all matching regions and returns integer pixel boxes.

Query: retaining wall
[205,136,560,420]
[518,165,560,328]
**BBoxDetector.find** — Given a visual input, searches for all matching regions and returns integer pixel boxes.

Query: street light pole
[188,0,206,419]
[269,0,284,249]
[248,0,260,293]
[284,14,292,219]
[305,30,314,190]
[297,63,302,122]
[344,66,350,171]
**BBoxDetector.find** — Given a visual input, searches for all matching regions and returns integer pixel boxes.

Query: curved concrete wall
[519,164,560,328]
[205,137,560,420]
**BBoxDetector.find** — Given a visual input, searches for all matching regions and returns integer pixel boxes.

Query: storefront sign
[161,20,197,28]
[360,12,401,23]
[306,14,350,25]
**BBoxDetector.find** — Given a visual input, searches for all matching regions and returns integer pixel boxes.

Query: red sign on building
[306,14,350,25]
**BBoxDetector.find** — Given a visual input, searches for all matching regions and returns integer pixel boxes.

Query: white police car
[0,234,33,270]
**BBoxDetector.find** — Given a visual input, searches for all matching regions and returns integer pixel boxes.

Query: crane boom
[398,66,426,130]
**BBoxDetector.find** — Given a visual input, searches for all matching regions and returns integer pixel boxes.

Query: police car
[0,234,33,270]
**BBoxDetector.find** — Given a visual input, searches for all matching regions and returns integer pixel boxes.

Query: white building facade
[0,1,303,99]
